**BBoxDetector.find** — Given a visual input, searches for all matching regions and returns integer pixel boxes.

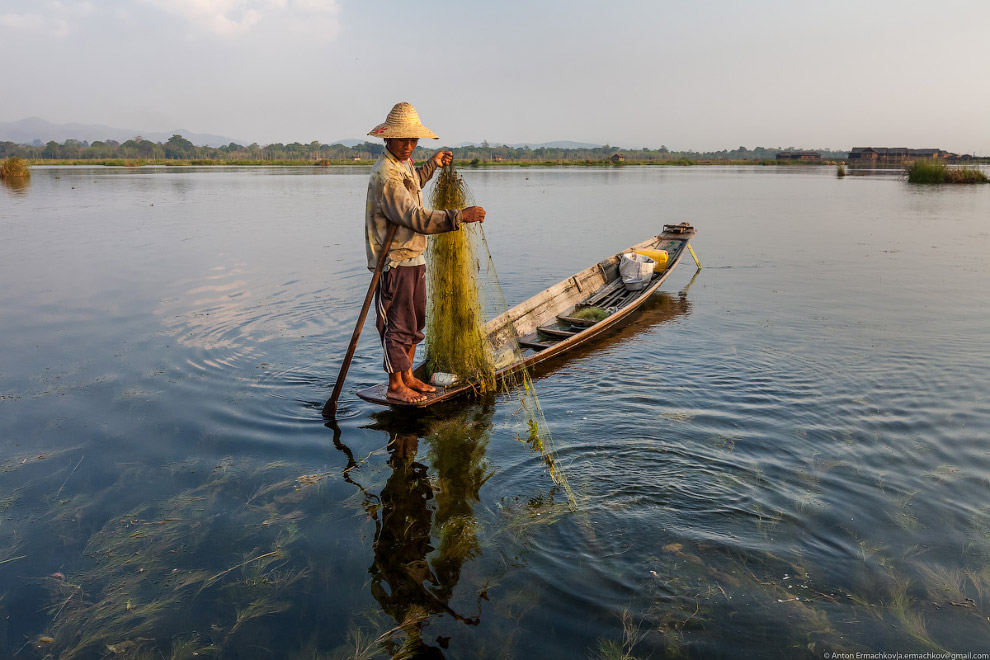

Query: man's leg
[402,345,435,393]
[375,267,426,403]
[401,264,435,394]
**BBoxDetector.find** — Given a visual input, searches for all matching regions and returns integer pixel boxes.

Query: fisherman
[365,102,486,404]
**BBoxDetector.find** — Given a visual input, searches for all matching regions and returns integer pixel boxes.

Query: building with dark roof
[848,147,955,164]
[775,151,822,161]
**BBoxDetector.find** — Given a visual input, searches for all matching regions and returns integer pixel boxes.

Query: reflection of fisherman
[348,407,493,655]
[364,102,486,404]
[369,433,475,657]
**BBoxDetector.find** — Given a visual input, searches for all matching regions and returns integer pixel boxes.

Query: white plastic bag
[619,252,655,291]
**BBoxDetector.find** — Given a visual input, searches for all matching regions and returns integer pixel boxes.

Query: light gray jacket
[364,150,461,271]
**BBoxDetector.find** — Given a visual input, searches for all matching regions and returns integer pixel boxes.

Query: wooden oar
[322,222,398,418]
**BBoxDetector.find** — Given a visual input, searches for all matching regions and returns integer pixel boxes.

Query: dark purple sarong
[374,264,426,374]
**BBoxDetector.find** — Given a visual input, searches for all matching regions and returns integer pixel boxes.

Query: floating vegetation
[425,164,496,392]
[837,163,847,178]
[0,156,29,179]
[907,159,988,184]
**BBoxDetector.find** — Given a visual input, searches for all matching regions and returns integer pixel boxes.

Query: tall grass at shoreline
[0,156,30,179]
[907,159,987,184]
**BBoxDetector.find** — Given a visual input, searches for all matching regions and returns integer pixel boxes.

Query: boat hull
[354,224,697,408]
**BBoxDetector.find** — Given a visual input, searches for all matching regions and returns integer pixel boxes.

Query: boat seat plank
[537,325,578,339]
[579,279,623,308]
[519,338,557,351]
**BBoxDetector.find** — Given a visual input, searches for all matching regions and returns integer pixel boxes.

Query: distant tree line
[447,142,848,162]
[0,135,848,163]
[0,135,387,162]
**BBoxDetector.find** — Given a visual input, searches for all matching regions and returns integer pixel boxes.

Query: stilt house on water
[847,147,958,165]
[775,151,822,162]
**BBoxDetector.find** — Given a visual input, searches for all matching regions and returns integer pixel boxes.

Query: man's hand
[432,150,453,167]
[461,206,486,223]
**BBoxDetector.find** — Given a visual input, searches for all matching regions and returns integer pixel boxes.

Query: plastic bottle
[430,372,459,387]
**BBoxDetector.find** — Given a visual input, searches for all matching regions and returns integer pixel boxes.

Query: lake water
[2,165,989,658]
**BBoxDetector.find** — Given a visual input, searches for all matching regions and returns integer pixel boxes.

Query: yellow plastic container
[634,248,668,272]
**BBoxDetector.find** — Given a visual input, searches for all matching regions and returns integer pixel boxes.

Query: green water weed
[30,457,321,659]
[592,611,647,660]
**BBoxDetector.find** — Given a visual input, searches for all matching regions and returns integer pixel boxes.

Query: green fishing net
[425,164,575,502]
[424,166,496,393]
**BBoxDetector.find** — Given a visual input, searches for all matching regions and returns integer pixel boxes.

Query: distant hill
[330,139,367,147]
[331,139,605,149]
[451,140,603,150]
[512,140,603,149]
[0,118,242,147]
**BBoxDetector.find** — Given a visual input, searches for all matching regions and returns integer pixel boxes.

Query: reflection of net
[425,165,575,505]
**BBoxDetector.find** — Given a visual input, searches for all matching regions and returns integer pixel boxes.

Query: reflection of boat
[528,288,692,380]
[357,223,698,408]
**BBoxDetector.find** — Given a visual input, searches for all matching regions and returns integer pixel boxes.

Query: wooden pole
[687,243,702,269]
[322,222,398,418]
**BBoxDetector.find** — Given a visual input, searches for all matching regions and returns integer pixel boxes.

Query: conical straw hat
[368,102,439,139]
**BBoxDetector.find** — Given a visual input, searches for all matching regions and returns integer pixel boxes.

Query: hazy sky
[3,0,989,153]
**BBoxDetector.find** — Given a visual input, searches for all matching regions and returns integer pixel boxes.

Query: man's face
[385,138,418,161]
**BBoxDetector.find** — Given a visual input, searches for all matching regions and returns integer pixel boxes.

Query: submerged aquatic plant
[20,457,330,660]
[425,164,497,392]
[592,610,647,660]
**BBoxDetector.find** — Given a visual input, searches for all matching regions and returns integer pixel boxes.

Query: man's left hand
[432,150,453,167]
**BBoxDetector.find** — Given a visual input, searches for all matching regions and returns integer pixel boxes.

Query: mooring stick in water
[323,222,399,419]
[688,242,702,269]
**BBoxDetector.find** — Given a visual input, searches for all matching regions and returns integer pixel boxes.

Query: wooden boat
[356,223,698,408]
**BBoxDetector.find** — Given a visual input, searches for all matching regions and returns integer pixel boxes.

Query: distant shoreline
[24,158,854,168]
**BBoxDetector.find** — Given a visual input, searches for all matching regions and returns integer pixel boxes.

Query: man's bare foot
[402,348,435,393]
[403,373,436,393]
[387,372,427,404]
[386,382,426,404]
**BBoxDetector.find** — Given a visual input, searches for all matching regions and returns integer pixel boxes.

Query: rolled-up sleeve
[381,177,461,235]
[416,158,439,188]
